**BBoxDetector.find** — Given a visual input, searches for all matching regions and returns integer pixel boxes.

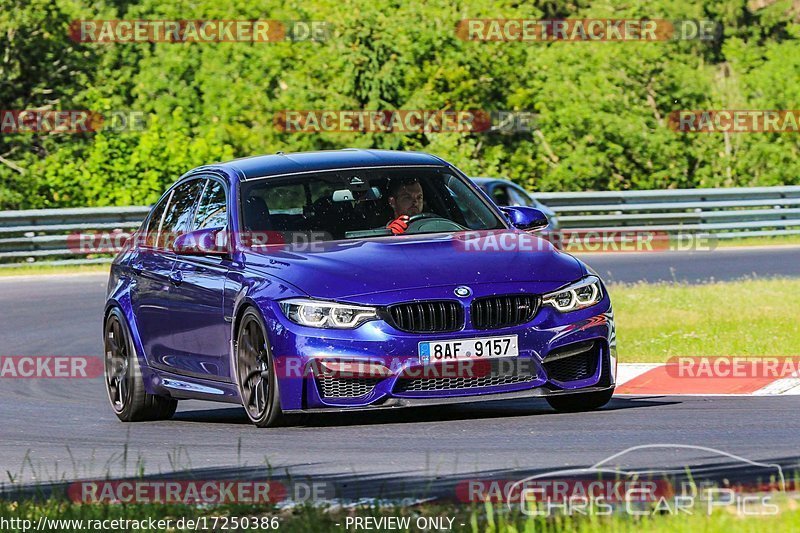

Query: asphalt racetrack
[0,246,798,498]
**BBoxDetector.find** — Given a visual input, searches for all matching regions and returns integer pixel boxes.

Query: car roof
[198,149,448,181]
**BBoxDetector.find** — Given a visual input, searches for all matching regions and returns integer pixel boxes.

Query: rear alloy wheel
[104,308,178,421]
[546,388,614,413]
[236,309,285,428]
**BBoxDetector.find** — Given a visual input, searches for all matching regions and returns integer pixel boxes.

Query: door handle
[169,270,183,286]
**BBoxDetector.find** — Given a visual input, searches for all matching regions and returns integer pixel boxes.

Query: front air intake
[542,341,600,382]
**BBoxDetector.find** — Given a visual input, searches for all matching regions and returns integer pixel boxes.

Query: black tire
[235,309,285,428]
[104,308,178,422]
[546,388,614,413]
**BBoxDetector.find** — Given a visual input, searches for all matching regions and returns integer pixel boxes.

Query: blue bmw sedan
[104,149,616,427]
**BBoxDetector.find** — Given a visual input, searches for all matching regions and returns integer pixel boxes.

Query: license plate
[418,335,519,364]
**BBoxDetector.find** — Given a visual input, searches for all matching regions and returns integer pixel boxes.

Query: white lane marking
[0,272,108,282]
[753,378,800,396]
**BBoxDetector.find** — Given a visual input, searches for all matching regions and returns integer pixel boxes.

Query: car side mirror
[501,206,549,231]
[173,228,229,256]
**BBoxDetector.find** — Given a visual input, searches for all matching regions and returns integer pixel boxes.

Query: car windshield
[239,167,504,241]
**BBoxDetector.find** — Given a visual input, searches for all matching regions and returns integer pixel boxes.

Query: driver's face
[389,182,424,218]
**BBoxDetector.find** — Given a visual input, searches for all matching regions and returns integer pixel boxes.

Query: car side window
[143,193,171,248]
[508,186,534,207]
[193,180,228,230]
[443,175,499,229]
[491,185,511,206]
[158,179,205,250]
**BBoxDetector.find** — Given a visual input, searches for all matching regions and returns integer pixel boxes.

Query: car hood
[243,231,585,300]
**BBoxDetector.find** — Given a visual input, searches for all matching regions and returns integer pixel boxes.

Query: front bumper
[282,384,615,414]
[264,287,616,412]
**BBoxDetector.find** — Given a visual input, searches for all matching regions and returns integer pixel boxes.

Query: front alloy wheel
[236,309,284,427]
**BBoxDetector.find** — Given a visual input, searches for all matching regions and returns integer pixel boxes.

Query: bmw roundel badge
[454,286,472,298]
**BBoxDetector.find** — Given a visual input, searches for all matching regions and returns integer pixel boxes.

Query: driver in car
[386,179,424,235]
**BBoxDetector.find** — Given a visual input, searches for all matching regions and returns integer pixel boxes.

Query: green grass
[1,499,799,532]
[479,502,800,533]
[611,278,800,362]
[0,264,110,277]
[563,234,800,253]
[716,234,800,248]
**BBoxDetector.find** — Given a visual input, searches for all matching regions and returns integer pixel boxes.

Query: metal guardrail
[1,186,799,266]
[0,206,150,266]
[536,185,800,239]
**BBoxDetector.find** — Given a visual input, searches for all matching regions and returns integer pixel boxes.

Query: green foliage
[1,0,799,209]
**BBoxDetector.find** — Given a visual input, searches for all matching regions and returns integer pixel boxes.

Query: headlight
[279,299,378,329]
[542,276,603,312]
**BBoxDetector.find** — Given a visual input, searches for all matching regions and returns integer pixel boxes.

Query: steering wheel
[406,212,441,224]
[405,212,465,233]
